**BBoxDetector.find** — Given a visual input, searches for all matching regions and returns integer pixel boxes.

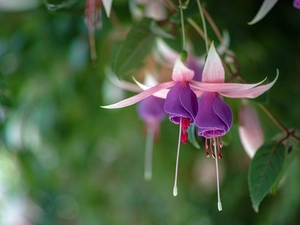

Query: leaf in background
[187,124,200,149]
[114,18,156,78]
[44,0,78,11]
[248,141,285,212]
[0,0,40,11]
[150,21,174,39]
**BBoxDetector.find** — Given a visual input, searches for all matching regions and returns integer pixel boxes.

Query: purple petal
[164,82,198,124]
[137,96,166,123]
[195,92,232,137]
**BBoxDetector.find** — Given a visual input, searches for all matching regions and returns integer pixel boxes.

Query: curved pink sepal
[103,0,113,17]
[101,81,176,109]
[172,58,194,82]
[133,77,169,99]
[202,42,225,83]
[189,78,266,93]
[220,72,278,98]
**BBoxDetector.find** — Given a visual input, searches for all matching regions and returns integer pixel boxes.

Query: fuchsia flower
[102,42,278,209]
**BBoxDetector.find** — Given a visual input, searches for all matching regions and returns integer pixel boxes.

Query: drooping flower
[102,57,200,196]
[102,43,278,201]
[188,42,278,210]
[190,42,278,158]
[238,100,264,158]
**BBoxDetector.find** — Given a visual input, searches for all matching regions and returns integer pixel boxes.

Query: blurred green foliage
[0,0,300,225]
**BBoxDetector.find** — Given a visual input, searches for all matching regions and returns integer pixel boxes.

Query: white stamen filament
[144,125,155,181]
[214,137,222,211]
[173,118,182,196]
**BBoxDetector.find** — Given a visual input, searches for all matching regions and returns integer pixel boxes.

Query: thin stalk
[258,103,288,134]
[196,0,208,54]
[202,7,224,45]
[187,18,210,44]
[178,0,186,50]
[88,28,97,62]
[144,125,155,181]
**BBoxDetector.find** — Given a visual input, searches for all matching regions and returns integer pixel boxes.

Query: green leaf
[271,133,300,194]
[248,141,285,212]
[187,124,200,149]
[150,21,174,39]
[114,18,156,78]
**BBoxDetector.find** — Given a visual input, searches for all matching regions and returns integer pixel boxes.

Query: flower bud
[238,102,264,158]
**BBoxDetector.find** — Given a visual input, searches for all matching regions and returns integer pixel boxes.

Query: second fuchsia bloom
[188,43,278,159]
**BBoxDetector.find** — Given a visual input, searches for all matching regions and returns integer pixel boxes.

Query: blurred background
[0,0,300,224]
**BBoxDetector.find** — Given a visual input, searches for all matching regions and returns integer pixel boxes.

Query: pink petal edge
[189,78,266,93]
[101,81,176,109]
[132,77,169,99]
[107,74,142,92]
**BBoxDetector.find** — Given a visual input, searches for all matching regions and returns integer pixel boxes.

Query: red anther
[180,132,188,144]
[219,135,223,148]
[181,118,190,131]
[212,153,216,159]
[206,152,210,157]
[218,153,223,159]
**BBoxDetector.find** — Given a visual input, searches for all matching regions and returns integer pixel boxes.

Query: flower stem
[202,7,224,46]
[196,0,208,54]
[187,18,209,43]
[144,124,155,181]
[178,0,186,50]
[88,28,97,62]
[258,103,288,134]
